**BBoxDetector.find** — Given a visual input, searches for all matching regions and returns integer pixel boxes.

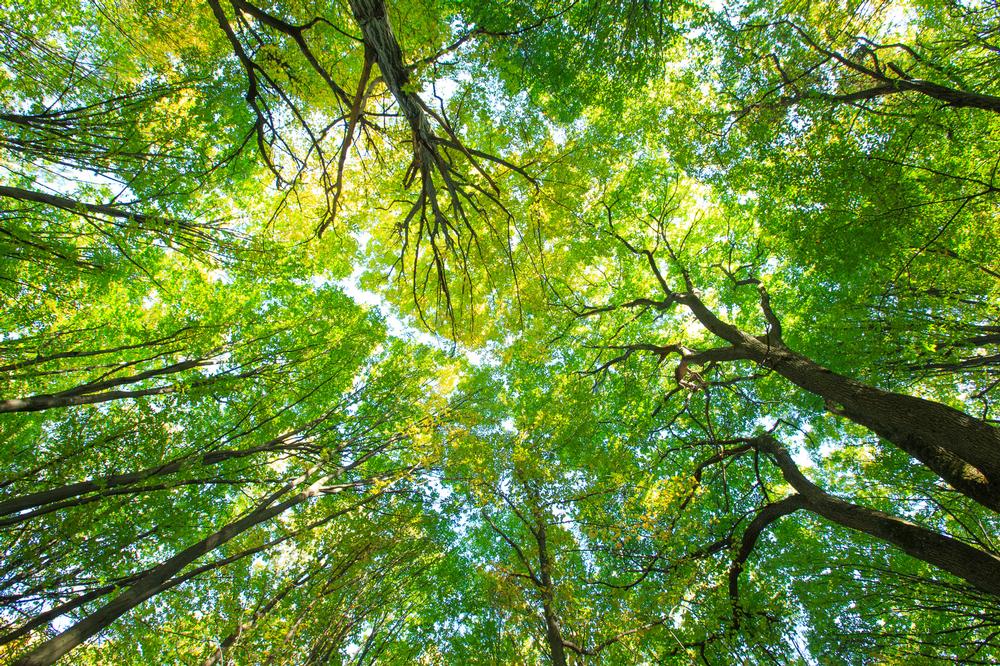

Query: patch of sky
[420,471,454,513]
[756,415,814,469]
[308,259,499,368]
[141,289,161,310]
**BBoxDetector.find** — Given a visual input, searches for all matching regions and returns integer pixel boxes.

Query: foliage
[1,0,999,664]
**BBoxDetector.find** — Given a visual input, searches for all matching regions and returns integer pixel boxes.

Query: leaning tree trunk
[745,436,1000,597]
[0,423,324,524]
[11,475,328,666]
[347,0,439,188]
[679,292,1000,512]
[202,568,317,666]
[0,358,207,413]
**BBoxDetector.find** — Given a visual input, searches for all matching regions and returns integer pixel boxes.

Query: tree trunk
[0,358,205,413]
[535,522,568,666]
[679,292,1000,511]
[346,0,442,210]
[0,430,310,522]
[203,570,314,666]
[0,185,174,225]
[347,0,431,144]
[756,436,1000,597]
[895,78,1000,114]
[11,477,326,666]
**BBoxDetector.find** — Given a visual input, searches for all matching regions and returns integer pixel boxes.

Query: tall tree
[2,0,1000,663]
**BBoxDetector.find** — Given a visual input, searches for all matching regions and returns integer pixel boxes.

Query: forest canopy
[1,0,999,663]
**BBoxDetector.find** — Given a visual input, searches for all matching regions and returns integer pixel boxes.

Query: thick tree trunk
[347,0,432,145]
[888,79,1000,114]
[541,597,568,666]
[769,351,1000,510]
[346,0,443,211]
[817,80,1000,114]
[679,292,1000,511]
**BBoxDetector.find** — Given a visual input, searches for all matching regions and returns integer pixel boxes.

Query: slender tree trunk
[11,476,327,666]
[203,570,315,666]
[0,185,174,225]
[0,430,309,521]
[756,436,1000,597]
[0,326,195,374]
[728,494,807,628]
[0,358,205,413]
[533,519,567,666]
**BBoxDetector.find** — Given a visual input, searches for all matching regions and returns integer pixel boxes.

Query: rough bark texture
[347,0,438,183]
[905,79,1000,112]
[678,291,1000,511]
[802,79,1000,113]
[755,436,1000,597]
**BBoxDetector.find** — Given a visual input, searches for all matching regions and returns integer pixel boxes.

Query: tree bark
[534,520,568,666]
[728,494,807,610]
[0,430,310,521]
[0,358,205,413]
[801,79,1000,114]
[677,291,1000,512]
[754,436,1000,597]
[11,476,328,666]
[346,0,443,218]
[346,0,433,150]
[0,185,175,225]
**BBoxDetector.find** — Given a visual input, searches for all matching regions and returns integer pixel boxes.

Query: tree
[2,0,999,663]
